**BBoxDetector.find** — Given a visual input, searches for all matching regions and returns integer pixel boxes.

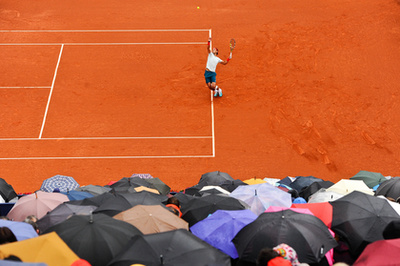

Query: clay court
[1,0,400,193]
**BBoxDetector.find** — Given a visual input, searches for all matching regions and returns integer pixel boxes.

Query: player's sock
[218,88,223,97]
[213,89,218,97]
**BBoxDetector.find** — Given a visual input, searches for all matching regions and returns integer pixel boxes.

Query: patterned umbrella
[40,175,80,193]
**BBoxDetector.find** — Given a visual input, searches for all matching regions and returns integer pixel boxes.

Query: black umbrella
[94,191,167,216]
[232,209,337,264]
[375,176,400,200]
[199,171,235,186]
[145,178,171,195]
[110,176,155,189]
[107,229,231,266]
[68,192,115,207]
[0,177,18,202]
[44,213,143,266]
[218,179,248,193]
[181,194,247,227]
[37,202,97,233]
[299,180,334,201]
[289,176,324,192]
[330,191,400,258]
[74,184,112,196]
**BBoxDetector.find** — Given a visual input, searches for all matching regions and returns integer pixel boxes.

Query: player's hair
[215,48,219,55]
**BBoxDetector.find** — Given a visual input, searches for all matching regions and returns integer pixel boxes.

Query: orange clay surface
[1,0,400,193]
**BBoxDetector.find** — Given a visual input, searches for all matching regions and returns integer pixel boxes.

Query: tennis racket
[229,38,236,51]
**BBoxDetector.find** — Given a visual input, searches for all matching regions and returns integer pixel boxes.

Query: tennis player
[204,37,232,97]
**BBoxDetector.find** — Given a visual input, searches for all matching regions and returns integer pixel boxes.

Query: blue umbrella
[190,209,257,258]
[230,183,292,215]
[0,262,48,266]
[0,219,38,241]
[61,190,94,201]
[289,176,324,192]
[40,175,79,193]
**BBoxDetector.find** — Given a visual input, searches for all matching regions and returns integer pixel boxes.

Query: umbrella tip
[89,211,94,224]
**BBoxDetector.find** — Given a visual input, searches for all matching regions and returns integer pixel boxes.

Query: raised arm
[220,51,232,65]
[207,37,212,53]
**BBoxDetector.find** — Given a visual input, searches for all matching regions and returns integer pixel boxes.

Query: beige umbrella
[326,179,374,196]
[113,204,188,234]
[133,186,160,194]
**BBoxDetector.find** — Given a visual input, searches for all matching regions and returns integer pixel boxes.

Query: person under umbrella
[375,176,400,200]
[0,178,18,202]
[181,194,248,227]
[36,202,97,233]
[233,209,337,264]
[7,191,68,221]
[107,229,231,266]
[190,209,257,259]
[198,171,235,186]
[230,183,292,215]
[40,175,80,193]
[44,213,143,266]
[330,191,400,258]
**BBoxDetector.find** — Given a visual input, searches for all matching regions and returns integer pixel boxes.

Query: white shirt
[206,52,223,72]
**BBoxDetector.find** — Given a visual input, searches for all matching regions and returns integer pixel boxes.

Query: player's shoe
[218,88,223,97]
[214,90,219,97]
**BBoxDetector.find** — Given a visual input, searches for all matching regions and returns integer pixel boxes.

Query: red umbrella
[353,238,400,266]
[7,191,68,221]
[292,202,333,228]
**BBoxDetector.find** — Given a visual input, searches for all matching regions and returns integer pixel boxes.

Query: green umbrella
[350,170,387,188]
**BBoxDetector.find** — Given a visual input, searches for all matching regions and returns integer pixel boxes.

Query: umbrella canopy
[133,186,160,194]
[277,176,295,186]
[113,204,188,234]
[230,183,292,215]
[350,170,387,189]
[108,229,231,266]
[199,171,235,185]
[190,209,257,259]
[44,213,143,266]
[308,188,344,203]
[299,180,334,201]
[74,184,111,196]
[292,202,333,228]
[242,177,266,185]
[353,238,400,266]
[130,173,154,179]
[36,202,97,233]
[289,176,324,192]
[7,191,68,221]
[144,177,171,195]
[181,194,248,227]
[375,176,400,200]
[0,220,38,241]
[330,191,400,257]
[199,185,230,195]
[60,190,94,201]
[110,176,155,189]
[218,179,248,192]
[40,175,79,193]
[232,209,337,264]
[0,178,18,202]
[0,232,79,266]
[69,191,115,207]
[326,179,374,196]
[94,191,166,216]
[0,261,48,266]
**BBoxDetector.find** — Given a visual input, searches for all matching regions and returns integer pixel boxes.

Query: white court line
[0,86,51,89]
[0,42,205,46]
[0,29,210,33]
[0,136,212,141]
[0,155,215,160]
[38,44,64,139]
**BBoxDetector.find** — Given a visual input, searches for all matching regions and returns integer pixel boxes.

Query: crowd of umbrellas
[0,170,399,266]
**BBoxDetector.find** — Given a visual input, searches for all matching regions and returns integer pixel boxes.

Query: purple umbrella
[190,209,257,258]
[0,219,38,241]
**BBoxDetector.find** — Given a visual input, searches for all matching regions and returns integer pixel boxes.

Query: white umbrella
[326,179,374,196]
[308,188,344,203]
